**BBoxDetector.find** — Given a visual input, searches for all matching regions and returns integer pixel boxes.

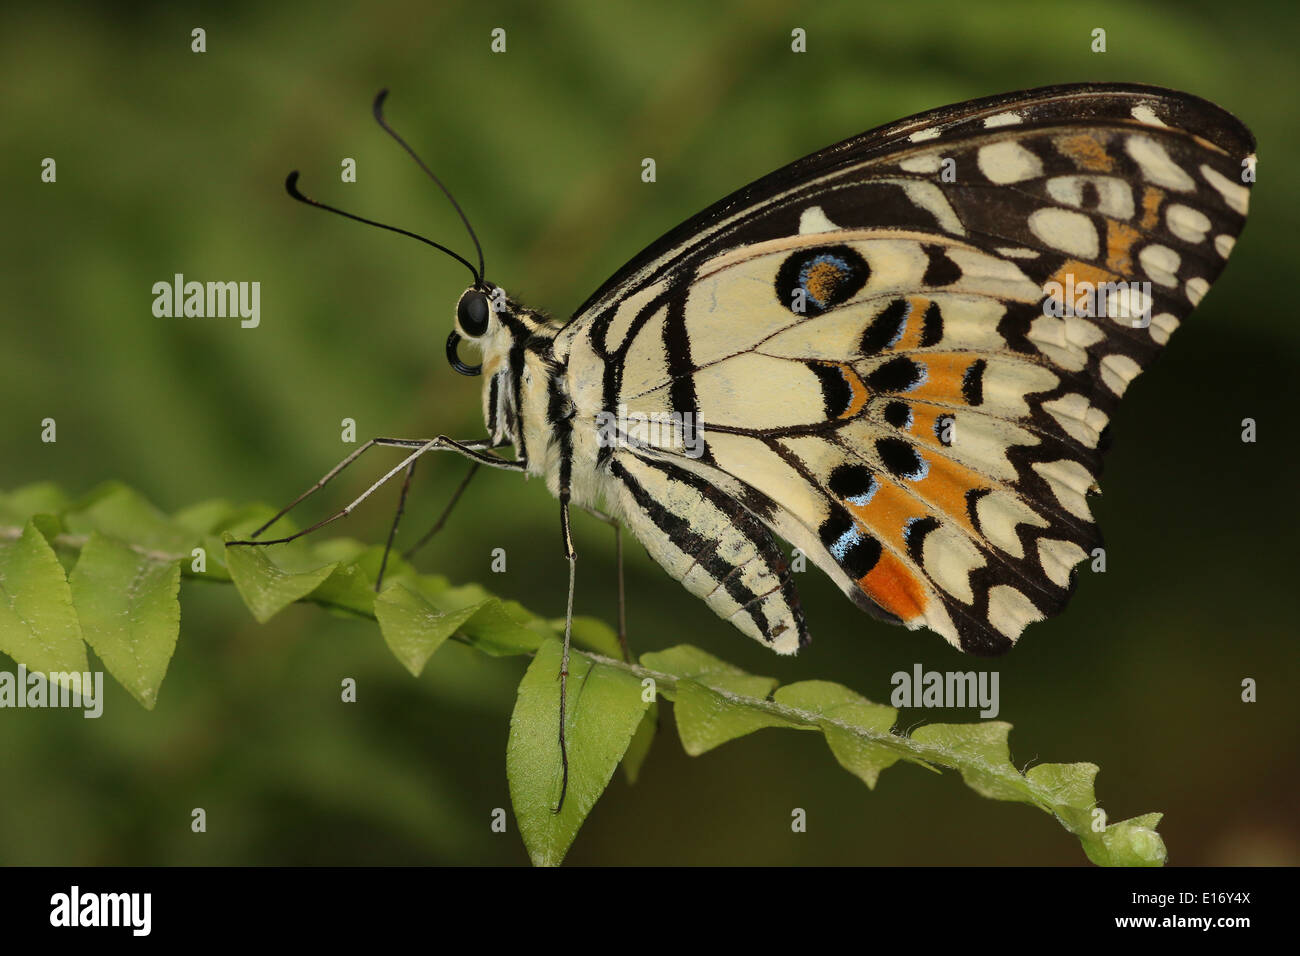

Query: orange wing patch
[1104,221,1141,274]
[908,452,985,538]
[1139,185,1164,230]
[892,296,938,350]
[1054,132,1114,173]
[904,353,985,406]
[843,477,931,552]
[859,549,928,622]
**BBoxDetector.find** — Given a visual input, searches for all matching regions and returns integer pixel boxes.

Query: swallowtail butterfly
[237,83,1254,798]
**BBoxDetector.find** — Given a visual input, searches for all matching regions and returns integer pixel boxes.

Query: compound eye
[457,290,490,337]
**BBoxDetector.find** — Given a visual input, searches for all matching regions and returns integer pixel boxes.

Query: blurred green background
[2,0,1297,865]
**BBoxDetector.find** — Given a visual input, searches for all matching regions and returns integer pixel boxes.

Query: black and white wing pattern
[555,83,1255,656]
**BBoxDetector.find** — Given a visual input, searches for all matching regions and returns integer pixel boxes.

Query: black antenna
[372,89,487,285]
[284,172,481,285]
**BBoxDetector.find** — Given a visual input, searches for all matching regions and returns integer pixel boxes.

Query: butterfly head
[446,285,494,376]
[447,283,548,377]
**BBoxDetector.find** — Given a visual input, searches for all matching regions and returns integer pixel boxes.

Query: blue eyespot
[775,244,870,316]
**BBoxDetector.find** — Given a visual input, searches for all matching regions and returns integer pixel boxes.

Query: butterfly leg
[242,437,431,541]
[578,505,630,663]
[554,490,576,813]
[374,458,418,592]
[229,436,523,548]
[402,461,481,560]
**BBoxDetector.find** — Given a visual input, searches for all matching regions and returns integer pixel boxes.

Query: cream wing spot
[1042,392,1110,448]
[1037,539,1088,588]
[977,141,1043,184]
[901,182,966,235]
[1138,244,1181,287]
[1214,234,1236,258]
[986,585,1043,640]
[908,127,941,143]
[942,248,1039,299]
[1125,135,1195,191]
[1045,175,1134,219]
[1149,312,1180,345]
[919,525,984,604]
[925,414,1036,482]
[1185,276,1209,305]
[899,154,943,174]
[1032,459,1096,520]
[1065,315,1104,350]
[1105,284,1153,326]
[1200,164,1250,215]
[974,491,1048,559]
[983,111,1023,128]
[974,359,1059,418]
[1165,203,1212,244]
[1130,104,1168,127]
[1027,314,1102,372]
[1027,208,1099,258]
[798,205,840,234]
[1099,353,1142,396]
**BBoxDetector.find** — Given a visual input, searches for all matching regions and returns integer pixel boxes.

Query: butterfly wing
[557,83,1255,655]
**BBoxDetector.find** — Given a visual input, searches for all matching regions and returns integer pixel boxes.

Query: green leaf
[507,638,650,866]
[207,503,282,538]
[374,584,483,677]
[1086,813,1166,867]
[0,482,71,525]
[773,681,902,788]
[638,649,1165,865]
[911,721,1024,800]
[310,562,378,617]
[3,485,1170,867]
[622,701,657,785]
[68,532,181,709]
[1022,763,1168,867]
[640,646,790,755]
[672,678,804,755]
[63,482,193,555]
[223,535,338,622]
[446,600,544,657]
[0,520,89,675]
[171,498,242,536]
[346,544,420,590]
[640,644,778,699]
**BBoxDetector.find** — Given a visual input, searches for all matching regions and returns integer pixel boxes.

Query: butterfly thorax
[476,294,601,502]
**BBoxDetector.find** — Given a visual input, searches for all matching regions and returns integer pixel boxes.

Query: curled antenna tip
[279,165,481,283]
[372,89,390,121]
[284,170,311,203]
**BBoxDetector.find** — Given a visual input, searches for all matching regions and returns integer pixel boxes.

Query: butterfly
[233,83,1254,801]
